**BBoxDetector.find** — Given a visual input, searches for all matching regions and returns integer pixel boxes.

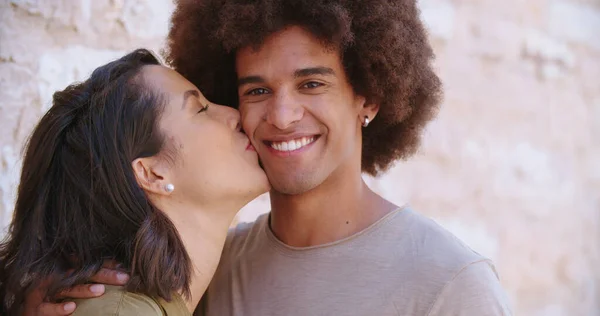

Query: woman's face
[140,65,269,210]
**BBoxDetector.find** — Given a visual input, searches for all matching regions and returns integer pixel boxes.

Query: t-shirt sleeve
[427,260,513,316]
[72,291,164,316]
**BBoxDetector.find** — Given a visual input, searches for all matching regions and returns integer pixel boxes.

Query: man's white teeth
[270,136,315,152]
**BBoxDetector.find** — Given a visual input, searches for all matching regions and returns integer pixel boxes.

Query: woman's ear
[131,158,173,196]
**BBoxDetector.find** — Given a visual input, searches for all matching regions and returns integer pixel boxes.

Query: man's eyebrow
[237,67,335,87]
[294,67,335,78]
[182,89,200,109]
[238,76,265,87]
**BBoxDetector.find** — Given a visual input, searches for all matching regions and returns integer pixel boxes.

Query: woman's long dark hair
[0,49,191,314]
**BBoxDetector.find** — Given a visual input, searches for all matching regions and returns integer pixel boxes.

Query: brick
[119,0,174,39]
[37,46,126,109]
[548,0,600,51]
[418,0,456,41]
[0,146,19,231]
[523,28,576,68]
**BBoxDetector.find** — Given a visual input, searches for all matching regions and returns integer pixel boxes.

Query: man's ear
[355,95,380,126]
[131,157,173,196]
[361,102,380,122]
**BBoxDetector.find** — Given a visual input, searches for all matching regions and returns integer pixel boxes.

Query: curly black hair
[165,0,442,175]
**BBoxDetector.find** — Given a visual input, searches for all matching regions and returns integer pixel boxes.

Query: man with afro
[170,0,512,314]
[32,0,512,315]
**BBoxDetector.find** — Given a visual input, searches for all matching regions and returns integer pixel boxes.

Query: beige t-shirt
[196,207,512,316]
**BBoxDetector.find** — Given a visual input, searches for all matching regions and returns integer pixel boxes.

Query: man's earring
[165,183,175,193]
[362,116,370,127]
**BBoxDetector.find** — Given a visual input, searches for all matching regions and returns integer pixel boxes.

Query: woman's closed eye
[197,104,209,114]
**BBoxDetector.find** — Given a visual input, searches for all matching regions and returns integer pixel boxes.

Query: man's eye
[302,82,323,89]
[248,88,269,96]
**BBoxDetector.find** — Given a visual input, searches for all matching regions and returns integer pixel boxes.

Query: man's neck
[269,165,397,247]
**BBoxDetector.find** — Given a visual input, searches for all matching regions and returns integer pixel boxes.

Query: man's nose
[265,91,304,130]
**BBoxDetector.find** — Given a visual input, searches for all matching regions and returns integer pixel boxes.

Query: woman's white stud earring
[165,183,175,193]
[362,116,370,127]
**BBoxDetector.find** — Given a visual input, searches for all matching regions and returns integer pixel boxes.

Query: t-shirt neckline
[262,205,410,256]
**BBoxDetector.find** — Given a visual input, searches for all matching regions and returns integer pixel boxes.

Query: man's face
[236,26,367,195]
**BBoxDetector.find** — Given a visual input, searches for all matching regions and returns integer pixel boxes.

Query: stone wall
[1,0,598,315]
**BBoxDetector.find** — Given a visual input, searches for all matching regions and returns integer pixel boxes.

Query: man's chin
[268,176,321,196]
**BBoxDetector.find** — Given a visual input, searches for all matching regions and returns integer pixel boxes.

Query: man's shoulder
[386,209,511,314]
[227,212,270,241]
[222,212,270,257]
[398,208,488,270]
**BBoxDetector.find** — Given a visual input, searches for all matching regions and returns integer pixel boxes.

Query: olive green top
[72,285,190,316]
